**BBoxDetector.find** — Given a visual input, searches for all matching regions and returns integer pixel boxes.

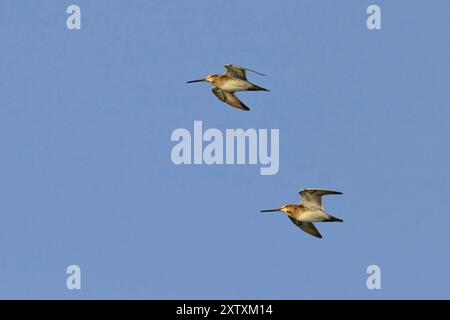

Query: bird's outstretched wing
[223,64,265,80]
[211,87,250,111]
[289,217,322,238]
[299,189,342,209]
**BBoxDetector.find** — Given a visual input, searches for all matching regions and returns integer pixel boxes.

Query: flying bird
[261,189,344,238]
[187,64,269,111]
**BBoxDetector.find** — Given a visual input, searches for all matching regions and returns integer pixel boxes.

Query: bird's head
[205,74,218,84]
[187,74,217,85]
[280,205,296,214]
[261,204,294,214]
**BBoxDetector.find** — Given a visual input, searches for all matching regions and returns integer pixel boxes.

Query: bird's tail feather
[325,215,343,222]
[249,84,270,92]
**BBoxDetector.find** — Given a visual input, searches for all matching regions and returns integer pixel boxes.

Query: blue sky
[1,0,450,299]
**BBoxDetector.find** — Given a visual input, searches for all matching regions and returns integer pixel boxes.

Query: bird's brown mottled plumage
[212,87,249,111]
[289,217,323,238]
[260,188,344,238]
[187,64,269,111]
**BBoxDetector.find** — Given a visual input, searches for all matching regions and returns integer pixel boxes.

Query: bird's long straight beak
[186,78,207,83]
[260,208,281,213]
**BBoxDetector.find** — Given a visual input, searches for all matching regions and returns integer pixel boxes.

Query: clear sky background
[1,0,449,299]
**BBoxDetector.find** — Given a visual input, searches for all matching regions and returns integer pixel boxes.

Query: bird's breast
[293,209,329,222]
[216,78,252,92]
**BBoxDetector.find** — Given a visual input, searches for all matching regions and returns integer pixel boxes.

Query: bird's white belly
[298,210,328,222]
[219,78,251,92]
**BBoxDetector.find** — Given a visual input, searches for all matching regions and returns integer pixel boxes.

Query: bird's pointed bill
[260,208,281,212]
[187,79,207,83]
